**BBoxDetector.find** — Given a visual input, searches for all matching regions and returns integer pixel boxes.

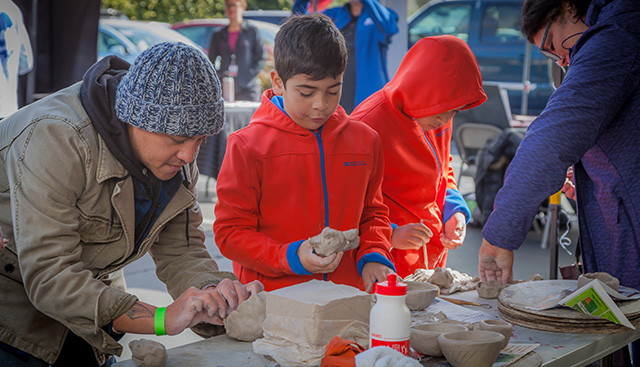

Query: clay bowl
[410,323,467,356]
[438,330,505,367]
[405,281,439,310]
[478,319,512,349]
[442,319,471,328]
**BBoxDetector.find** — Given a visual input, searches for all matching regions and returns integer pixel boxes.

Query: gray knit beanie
[115,42,224,136]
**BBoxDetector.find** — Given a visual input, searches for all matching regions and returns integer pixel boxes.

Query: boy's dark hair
[522,0,591,43]
[274,14,347,87]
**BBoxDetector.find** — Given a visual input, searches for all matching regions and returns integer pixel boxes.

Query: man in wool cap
[0,42,263,367]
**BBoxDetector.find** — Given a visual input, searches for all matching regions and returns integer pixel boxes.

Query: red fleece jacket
[214,90,393,291]
[351,35,487,277]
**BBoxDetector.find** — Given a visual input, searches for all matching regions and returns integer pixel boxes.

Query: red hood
[383,35,487,118]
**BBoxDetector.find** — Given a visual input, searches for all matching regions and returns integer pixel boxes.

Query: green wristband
[154,307,166,336]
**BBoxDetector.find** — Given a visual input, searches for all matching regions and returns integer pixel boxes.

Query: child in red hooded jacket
[351,36,487,278]
[214,14,395,292]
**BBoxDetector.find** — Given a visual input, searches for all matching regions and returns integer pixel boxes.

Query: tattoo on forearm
[125,303,155,321]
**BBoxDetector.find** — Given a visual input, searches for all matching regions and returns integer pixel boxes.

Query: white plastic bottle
[369,273,411,356]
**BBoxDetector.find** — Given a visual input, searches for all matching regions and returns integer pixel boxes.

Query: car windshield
[174,26,218,49]
[109,21,200,51]
[409,4,472,44]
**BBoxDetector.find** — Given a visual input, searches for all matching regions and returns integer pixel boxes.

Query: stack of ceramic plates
[497,280,640,333]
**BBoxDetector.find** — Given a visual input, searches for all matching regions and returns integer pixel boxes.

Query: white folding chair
[453,122,503,186]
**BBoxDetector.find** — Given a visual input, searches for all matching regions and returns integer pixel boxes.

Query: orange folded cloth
[321,336,366,367]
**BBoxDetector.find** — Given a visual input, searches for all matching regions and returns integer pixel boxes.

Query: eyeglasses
[540,21,562,62]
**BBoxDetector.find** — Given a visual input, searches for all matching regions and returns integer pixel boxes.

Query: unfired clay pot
[478,319,512,349]
[410,323,467,356]
[438,330,505,367]
[405,281,439,311]
[441,319,470,328]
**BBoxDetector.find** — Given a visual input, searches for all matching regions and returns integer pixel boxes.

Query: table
[197,101,260,195]
[450,291,639,367]
[113,289,639,367]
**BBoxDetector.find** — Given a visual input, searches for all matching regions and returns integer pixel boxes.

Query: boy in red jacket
[351,36,487,278]
[214,14,395,292]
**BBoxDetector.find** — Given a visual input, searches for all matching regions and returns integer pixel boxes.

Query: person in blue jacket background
[292,0,398,113]
[479,0,640,316]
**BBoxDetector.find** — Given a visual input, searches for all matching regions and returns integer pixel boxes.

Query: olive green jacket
[0,83,229,364]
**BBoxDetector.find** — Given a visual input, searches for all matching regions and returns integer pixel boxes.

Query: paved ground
[116,149,580,361]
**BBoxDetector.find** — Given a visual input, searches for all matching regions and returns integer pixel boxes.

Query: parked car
[97,18,203,63]
[243,9,291,25]
[408,0,553,115]
[171,18,279,91]
[98,20,140,63]
[171,18,278,54]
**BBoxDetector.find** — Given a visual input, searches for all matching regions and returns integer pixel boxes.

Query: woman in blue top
[478,0,640,295]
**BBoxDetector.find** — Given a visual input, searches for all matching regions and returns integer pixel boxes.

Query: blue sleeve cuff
[287,240,312,275]
[103,321,125,341]
[390,222,398,230]
[443,188,471,224]
[357,253,395,276]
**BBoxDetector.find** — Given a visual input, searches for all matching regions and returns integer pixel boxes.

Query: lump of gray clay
[477,279,526,299]
[224,291,267,342]
[529,273,544,281]
[578,272,620,291]
[308,227,359,257]
[428,267,454,289]
[129,339,167,367]
[477,280,508,299]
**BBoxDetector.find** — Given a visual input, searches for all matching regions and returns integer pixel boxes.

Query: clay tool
[420,219,429,268]
[440,297,492,309]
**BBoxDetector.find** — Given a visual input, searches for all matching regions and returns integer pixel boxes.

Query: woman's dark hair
[522,0,592,43]
[274,13,347,87]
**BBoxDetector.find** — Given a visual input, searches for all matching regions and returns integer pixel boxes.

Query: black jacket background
[208,21,265,102]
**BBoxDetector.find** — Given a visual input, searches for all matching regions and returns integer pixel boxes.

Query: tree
[101,0,427,24]
[101,0,293,23]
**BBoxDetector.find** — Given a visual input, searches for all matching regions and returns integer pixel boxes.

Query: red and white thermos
[369,273,411,356]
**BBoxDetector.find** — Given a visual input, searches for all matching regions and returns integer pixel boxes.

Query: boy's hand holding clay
[297,240,344,274]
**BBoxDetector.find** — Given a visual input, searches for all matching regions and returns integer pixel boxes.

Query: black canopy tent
[14,0,100,106]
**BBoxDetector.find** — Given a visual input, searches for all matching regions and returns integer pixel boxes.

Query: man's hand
[478,238,514,285]
[391,223,433,250]
[361,262,394,293]
[243,279,264,296]
[298,240,343,274]
[440,212,466,249]
[113,279,265,336]
[165,287,221,334]
[201,278,264,317]
[165,279,265,334]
